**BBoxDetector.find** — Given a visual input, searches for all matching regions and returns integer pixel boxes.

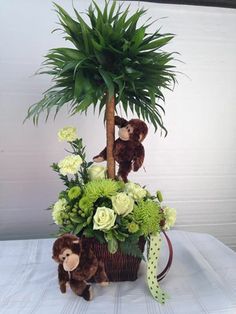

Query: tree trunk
[106,94,115,179]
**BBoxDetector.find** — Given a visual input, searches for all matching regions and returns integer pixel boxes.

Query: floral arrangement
[51,126,176,258]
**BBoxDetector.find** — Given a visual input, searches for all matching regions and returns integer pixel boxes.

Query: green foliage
[105,231,118,254]
[51,163,70,187]
[119,234,144,259]
[26,1,177,134]
[68,138,93,184]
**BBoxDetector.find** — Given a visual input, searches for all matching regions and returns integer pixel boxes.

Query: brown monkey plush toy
[52,234,108,301]
[93,116,148,182]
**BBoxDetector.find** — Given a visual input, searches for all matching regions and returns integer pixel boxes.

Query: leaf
[98,69,114,99]
[83,226,94,238]
[74,10,91,54]
[91,38,103,51]
[74,71,85,99]
[94,230,106,243]
[77,96,93,113]
[70,216,85,224]
[140,36,174,51]
[132,27,146,48]
[108,0,116,22]
[74,224,84,235]
[107,237,118,254]
[119,236,144,259]
[113,229,128,242]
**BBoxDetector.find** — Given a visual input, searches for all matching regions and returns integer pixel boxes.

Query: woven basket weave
[82,237,146,281]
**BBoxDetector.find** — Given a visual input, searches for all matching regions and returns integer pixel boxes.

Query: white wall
[0,1,236,249]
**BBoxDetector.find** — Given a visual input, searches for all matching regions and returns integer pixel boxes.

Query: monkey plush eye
[59,248,73,262]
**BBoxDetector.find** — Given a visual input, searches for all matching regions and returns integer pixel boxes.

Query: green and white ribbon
[147,233,169,304]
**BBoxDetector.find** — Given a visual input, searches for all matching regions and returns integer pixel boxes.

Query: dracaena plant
[26,0,177,179]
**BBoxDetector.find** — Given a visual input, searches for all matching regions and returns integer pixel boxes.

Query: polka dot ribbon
[147,233,169,304]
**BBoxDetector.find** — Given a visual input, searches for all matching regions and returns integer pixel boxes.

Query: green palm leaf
[26,0,178,135]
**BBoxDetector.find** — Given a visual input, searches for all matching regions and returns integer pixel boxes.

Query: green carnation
[68,186,81,200]
[52,198,67,225]
[58,155,83,176]
[58,126,78,142]
[163,207,176,230]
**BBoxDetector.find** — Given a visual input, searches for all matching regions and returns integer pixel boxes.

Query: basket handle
[157,230,173,282]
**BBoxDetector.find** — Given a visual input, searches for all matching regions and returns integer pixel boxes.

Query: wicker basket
[82,237,146,281]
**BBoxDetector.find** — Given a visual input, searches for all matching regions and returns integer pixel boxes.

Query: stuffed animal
[52,234,109,301]
[93,116,148,182]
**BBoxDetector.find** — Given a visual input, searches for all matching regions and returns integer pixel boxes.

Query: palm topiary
[26,0,177,179]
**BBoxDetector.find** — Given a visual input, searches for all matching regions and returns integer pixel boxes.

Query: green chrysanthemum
[79,196,93,212]
[133,200,163,236]
[68,186,81,200]
[84,179,122,202]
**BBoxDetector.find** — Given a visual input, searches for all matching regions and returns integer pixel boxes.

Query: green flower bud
[128,222,139,233]
[156,191,163,202]
[87,216,92,224]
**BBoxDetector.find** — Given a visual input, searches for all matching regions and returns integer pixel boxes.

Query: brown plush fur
[52,234,108,301]
[93,116,148,182]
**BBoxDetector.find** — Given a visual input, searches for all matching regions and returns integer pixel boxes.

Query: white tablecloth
[0,230,235,314]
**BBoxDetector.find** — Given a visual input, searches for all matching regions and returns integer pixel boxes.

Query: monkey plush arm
[73,249,98,281]
[132,143,145,172]
[115,116,128,128]
[93,147,107,162]
[58,264,69,293]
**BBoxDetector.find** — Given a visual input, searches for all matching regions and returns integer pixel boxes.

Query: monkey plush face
[118,124,134,141]
[118,119,148,142]
[52,234,81,272]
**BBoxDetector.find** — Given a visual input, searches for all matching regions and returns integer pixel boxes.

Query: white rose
[125,182,147,201]
[111,193,134,216]
[88,165,107,180]
[93,207,116,231]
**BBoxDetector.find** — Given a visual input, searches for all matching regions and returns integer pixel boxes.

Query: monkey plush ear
[139,133,145,142]
[72,238,82,255]
[52,255,60,263]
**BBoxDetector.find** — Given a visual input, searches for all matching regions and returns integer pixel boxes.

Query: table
[0,230,235,314]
